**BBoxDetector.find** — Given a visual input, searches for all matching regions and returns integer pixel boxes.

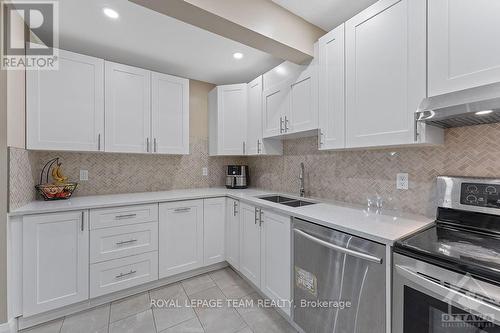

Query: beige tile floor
[21,268,297,333]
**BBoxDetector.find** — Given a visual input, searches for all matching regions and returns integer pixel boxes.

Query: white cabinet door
[151,72,189,154]
[428,0,500,96]
[260,210,291,315]
[159,200,204,278]
[219,84,247,155]
[246,76,263,155]
[27,49,104,152]
[289,63,318,134]
[247,76,283,156]
[239,203,261,287]
[105,61,151,153]
[345,0,426,148]
[203,198,226,265]
[262,81,289,138]
[319,24,346,150]
[225,198,240,269]
[23,211,89,316]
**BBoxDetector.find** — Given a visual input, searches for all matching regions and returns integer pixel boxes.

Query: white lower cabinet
[203,198,226,265]
[90,252,158,298]
[23,211,89,317]
[159,200,204,278]
[260,210,291,316]
[239,203,262,287]
[225,198,240,269]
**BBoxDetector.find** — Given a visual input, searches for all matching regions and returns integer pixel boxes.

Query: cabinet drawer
[90,222,158,263]
[90,252,158,298]
[90,204,158,229]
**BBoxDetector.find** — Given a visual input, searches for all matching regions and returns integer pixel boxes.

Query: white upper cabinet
[208,84,247,156]
[318,24,346,150]
[262,80,290,138]
[262,60,318,138]
[151,72,189,154]
[288,54,318,134]
[23,211,89,316]
[428,0,500,96]
[27,49,104,152]
[345,0,427,148]
[247,76,282,156]
[105,61,151,154]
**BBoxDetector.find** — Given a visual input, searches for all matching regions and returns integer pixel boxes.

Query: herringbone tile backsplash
[248,124,500,216]
[9,124,500,216]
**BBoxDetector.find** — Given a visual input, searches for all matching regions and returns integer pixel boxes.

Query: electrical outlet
[202,167,208,176]
[80,170,89,181]
[397,173,409,190]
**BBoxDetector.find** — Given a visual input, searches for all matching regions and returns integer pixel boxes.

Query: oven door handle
[293,229,383,264]
[396,265,500,322]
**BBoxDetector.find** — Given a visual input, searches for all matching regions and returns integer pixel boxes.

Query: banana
[51,164,67,184]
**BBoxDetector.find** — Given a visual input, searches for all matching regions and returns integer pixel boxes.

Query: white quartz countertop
[9,188,434,245]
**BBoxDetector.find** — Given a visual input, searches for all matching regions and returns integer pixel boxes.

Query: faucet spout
[299,162,305,197]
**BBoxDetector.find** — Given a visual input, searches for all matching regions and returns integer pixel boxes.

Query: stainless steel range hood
[416,82,500,128]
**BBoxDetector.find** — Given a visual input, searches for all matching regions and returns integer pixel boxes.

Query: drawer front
[90,252,158,298]
[90,222,158,263]
[90,204,158,229]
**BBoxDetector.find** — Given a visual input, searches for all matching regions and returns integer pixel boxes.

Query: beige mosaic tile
[9,124,500,217]
[9,137,245,210]
[248,124,500,216]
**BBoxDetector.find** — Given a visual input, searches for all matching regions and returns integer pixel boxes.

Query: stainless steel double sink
[258,195,316,207]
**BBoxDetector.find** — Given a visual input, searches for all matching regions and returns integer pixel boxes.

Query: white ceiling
[35,0,282,85]
[271,0,378,31]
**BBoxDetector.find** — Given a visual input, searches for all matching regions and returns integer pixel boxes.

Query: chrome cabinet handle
[257,140,262,154]
[115,214,137,220]
[174,207,191,213]
[285,116,289,132]
[146,138,150,152]
[243,141,246,155]
[259,210,264,227]
[293,229,383,264]
[319,130,324,147]
[154,138,158,153]
[233,201,238,216]
[116,239,138,246]
[115,269,137,279]
[414,113,419,142]
[280,117,284,133]
[81,212,85,231]
[254,208,260,224]
[98,134,101,151]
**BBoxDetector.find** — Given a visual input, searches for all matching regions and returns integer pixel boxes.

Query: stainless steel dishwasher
[292,218,386,333]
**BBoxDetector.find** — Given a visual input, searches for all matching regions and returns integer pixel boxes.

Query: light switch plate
[80,170,89,181]
[202,167,208,176]
[397,173,409,190]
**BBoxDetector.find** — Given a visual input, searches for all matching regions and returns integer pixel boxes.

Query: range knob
[466,195,478,203]
[466,185,479,194]
[485,186,497,195]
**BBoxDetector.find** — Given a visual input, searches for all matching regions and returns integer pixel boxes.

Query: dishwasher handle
[293,228,383,264]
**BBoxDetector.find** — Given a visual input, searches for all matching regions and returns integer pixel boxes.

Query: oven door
[393,254,500,333]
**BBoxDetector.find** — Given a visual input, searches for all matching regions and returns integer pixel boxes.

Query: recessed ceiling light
[103,7,119,19]
[233,52,244,60]
[475,110,493,116]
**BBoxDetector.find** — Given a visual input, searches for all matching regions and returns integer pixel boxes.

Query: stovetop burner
[394,176,500,285]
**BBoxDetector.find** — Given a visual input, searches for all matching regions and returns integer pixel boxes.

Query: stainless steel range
[393,176,500,332]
